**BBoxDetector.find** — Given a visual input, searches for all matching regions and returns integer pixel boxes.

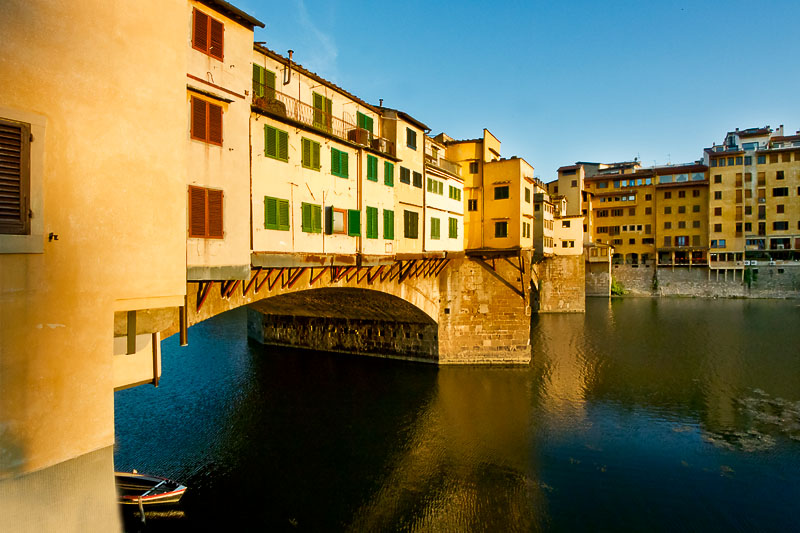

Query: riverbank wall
[610,262,800,298]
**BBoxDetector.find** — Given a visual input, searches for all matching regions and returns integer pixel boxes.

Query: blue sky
[237,0,800,181]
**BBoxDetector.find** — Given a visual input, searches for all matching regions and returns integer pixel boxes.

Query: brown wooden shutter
[208,102,222,145]
[192,9,208,53]
[191,97,206,141]
[0,118,30,235]
[207,189,223,237]
[188,186,207,237]
[209,18,224,60]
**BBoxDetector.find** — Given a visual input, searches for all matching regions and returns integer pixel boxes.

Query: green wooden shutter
[278,199,290,230]
[431,218,440,239]
[325,97,333,130]
[331,148,340,176]
[312,141,320,170]
[366,207,378,239]
[265,196,277,229]
[302,138,311,168]
[449,217,458,238]
[265,125,276,158]
[367,155,378,181]
[348,209,360,236]
[324,206,333,234]
[384,162,394,186]
[383,209,394,239]
[265,69,276,98]
[312,204,322,233]
[253,64,265,97]
[313,92,324,128]
[278,130,289,161]
[340,151,348,178]
[301,202,312,232]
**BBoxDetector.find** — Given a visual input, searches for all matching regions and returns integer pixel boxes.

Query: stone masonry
[534,255,586,312]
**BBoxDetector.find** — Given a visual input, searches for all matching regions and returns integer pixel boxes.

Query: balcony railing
[425,154,462,176]
[252,82,395,158]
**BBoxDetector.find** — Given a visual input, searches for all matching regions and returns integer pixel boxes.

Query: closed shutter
[301,203,312,232]
[188,186,206,237]
[383,210,394,240]
[348,209,360,236]
[207,189,223,237]
[384,162,394,186]
[449,217,458,238]
[191,97,206,141]
[265,196,278,229]
[311,204,322,233]
[208,102,222,145]
[209,18,224,60]
[265,125,277,158]
[331,148,340,176]
[302,138,311,168]
[265,69,276,98]
[278,199,290,230]
[277,130,288,161]
[312,141,320,170]
[340,151,348,177]
[253,64,264,97]
[367,155,377,181]
[0,119,30,235]
[431,218,440,239]
[313,93,324,128]
[366,207,378,239]
[192,9,208,52]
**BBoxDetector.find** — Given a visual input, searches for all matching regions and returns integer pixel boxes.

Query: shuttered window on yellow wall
[301,138,320,170]
[190,96,222,145]
[188,185,224,239]
[265,196,290,231]
[192,8,224,60]
[265,125,289,162]
[0,118,30,235]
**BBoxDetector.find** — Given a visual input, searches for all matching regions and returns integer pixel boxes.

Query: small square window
[494,221,508,238]
[406,128,417,150]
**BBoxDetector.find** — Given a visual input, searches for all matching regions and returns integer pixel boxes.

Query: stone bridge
[158,252,535,364]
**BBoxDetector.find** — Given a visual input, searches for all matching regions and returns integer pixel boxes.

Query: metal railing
[252,82,395,158]
[425,155,462,176]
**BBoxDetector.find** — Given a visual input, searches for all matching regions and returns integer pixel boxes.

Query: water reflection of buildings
[347,368,544,532]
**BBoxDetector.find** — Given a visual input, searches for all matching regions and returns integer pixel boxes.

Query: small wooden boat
[115,470,187,507]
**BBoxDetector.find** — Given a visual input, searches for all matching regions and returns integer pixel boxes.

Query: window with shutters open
[312,92,333,132]
[301,138,320,170]
[331,148,348,178]
[357,112,374,135]
[301,202,322,233]
[190,96,223,146]
[265,125,289,162]
[366,207,378,239]
[252,64,276,99]
[188,186,224,239]
[0,118,31,235]
[383,209,394,240]
[264,196,290,231]
[192,8,224,61]
[384,162,394,187]
[366,155,378,181]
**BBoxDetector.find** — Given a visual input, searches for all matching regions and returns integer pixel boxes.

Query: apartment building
[446,129,535,251]
[424,135,464,252]
[533,185,584,259]
[704,125,800,268]
[187,0,263,280]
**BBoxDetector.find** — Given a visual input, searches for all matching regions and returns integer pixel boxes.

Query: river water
[115,298,800,531]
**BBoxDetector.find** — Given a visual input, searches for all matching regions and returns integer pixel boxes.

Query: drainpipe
[357,147,363,262]
[284,50,293,85]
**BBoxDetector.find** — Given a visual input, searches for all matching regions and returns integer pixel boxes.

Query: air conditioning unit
[347,128,369,146]
[371,137,386,152]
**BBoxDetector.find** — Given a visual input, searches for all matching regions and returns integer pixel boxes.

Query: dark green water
[115,298,800,531]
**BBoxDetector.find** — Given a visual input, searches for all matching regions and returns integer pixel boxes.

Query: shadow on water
[116,301,800,531]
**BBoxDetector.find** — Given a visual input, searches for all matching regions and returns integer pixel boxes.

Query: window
[252,64,276,99]
[449,217,458,239]
[745,156,752,165]
[469,161,479,174]
[773,221,789,231]
[494,221,508,238]
[522,222,531,239]
[357,112,374,134]
[663,236,671,247]
[714,191,722,200]
[263,195,289,231]
[366,206,378,238]
[735,156,743,165]
[384,162,394,186]
[645,224,651,234]
[331,148,349,178]
[467,199,478,211]
[629,238,635,245]
[400,166,411,184]
[629,208,636,216]
[404,210,419,238]
[264,124,288,161]
[427,178,444,195]
[0,117,31,235]
[745,206,752,215]
[678,221,686,229]
[745,222,751,232]
[776,170,784,180]
[192,8,223,60]
[301,202,322,233]
[645,194,652,201]
[714,223,722,232]
[571,180,578,187]
[678,205,686,214]
[664,191,672,199]
[692,190,700,198]
[664,221,672,229]
[645,207,652,215]
[711,159,718,167]
[777,204,785,214]
[675,236,688,247]
[189,186,224,238]
[736,222,742,234]
[770,154,778,164]
[301,138,320,170]
[494,185,509,200]
[383,209,394,239]
[757,155,766,164]
[326,207,347,234]
[449,185,462,201]
[412,171,423,188]
[430,217,441,239]
[692,220,700,228]
[714,175,722,183]
[191,96,223,146]
[407,128,417,149]
[773,187,789,197]
[347,209,361,236]
[366,155,378,181]
[664,206,672,214]
[312,92,333,131]
[678,190,686,199]
[597,181,608,189]
[563,220,571,228]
